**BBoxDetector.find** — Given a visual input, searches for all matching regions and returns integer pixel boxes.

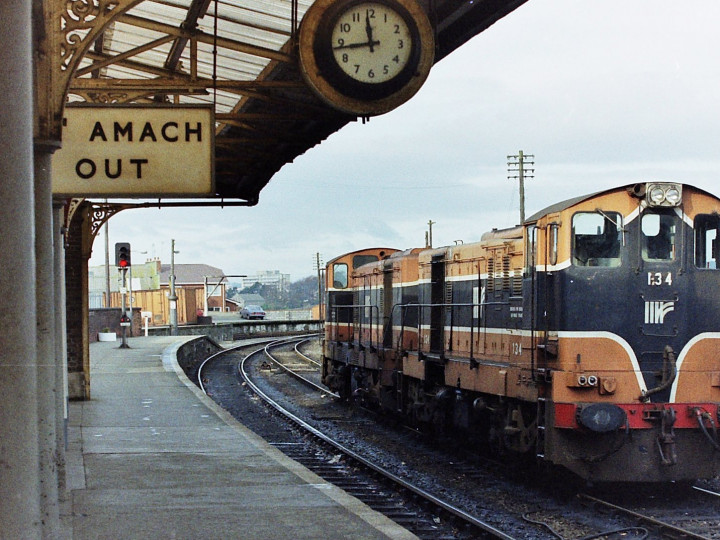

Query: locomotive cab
[323,248,398,398]
[527,182,720,482]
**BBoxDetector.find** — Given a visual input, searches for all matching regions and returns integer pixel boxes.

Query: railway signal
[115,242,131,268]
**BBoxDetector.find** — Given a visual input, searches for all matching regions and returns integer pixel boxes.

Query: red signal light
[115,242,131,268]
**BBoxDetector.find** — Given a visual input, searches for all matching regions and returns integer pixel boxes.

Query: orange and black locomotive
[322,182,720,482]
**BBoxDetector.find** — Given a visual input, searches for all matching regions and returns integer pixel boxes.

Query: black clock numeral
[339,22,351,32]
[397,39,404,49]
[337,38,345,47]
[354,64,360,74]
[383,65,389,75]
[366,8,375,18]
[368,68,375,78]
[394,24,400,34]
[352,12,360,22]
[342,53,349,63]
[392,55,399,63]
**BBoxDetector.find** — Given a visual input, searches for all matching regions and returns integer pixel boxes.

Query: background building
[238,270,290,291]
[89,260,230,326]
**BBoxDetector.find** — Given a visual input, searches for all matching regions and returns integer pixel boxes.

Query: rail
[237,342,517,540]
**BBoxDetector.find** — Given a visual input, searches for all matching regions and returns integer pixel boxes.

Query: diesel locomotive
[322,182,720,482]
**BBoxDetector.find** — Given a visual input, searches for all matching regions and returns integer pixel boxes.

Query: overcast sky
[89,0,720,282]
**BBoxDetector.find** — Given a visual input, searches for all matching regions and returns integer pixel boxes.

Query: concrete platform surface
[62,336,416,539]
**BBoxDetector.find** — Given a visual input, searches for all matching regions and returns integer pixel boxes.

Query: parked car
[240,305,266,320]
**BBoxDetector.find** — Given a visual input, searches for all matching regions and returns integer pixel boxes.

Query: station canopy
[68,0,525,203]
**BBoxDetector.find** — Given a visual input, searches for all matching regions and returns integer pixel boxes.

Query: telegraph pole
[426,220,435,248]
[507,150,535,224]
[314,253,324,320]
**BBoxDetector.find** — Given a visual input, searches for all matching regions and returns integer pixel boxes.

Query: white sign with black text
[52,105,214,197]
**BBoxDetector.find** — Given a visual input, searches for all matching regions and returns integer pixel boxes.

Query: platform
[62,336,416,539]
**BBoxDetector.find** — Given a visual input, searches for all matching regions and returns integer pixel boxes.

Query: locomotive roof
[325,248,398,266]
[525,182,718,224]
[524,191,601,224]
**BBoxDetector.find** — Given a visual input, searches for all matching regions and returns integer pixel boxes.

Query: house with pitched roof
[89,260,236,326]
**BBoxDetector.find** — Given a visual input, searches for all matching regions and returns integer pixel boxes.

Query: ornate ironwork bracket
[62,197,131,249]
[36,0,142,141]
[88,201,132,240]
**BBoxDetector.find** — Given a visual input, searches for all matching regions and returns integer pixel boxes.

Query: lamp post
[169,239,179,335]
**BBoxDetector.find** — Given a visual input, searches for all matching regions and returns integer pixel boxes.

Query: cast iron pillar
[0,0,43,536]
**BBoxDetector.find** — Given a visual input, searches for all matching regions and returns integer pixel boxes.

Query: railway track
[196,337,720,540]
[577,486,720,540]
[244,337,515,539]
[198,336,516,539]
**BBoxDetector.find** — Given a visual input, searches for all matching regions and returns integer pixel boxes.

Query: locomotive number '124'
[647,272,672,286]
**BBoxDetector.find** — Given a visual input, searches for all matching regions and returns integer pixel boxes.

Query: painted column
[65,203,92,400]
[0,0,42,536]
[53,202,69,497]
[35,145,61,536]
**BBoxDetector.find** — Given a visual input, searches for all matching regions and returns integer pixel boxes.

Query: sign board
[52,105,214,197]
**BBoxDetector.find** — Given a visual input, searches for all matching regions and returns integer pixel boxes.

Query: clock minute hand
[333,39,380,50]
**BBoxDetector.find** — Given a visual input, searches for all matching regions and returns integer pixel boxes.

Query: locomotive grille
[487,258,495,293]
[512,275,523,296]
[502,255,511,291]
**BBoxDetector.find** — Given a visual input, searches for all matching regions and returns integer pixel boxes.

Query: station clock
[299,0,435,116]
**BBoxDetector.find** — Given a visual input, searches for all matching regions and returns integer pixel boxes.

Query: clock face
[330,3,413,85]
[298,0,435,115]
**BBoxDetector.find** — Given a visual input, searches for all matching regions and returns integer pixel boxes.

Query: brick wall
[89,307,142,342]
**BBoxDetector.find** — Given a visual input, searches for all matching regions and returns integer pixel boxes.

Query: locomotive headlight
[646,183,683,207]
[576,403,627,432]
[665,186,681,205]
[649,186,666,205]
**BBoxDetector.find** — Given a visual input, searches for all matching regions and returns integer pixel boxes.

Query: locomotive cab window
[572,212,622,267]
[642,211,677,261]
[333,263,348,289]
[549,223,559,266]
[524,225,537,274]
[353,254,379,268]
[695,214,720,269]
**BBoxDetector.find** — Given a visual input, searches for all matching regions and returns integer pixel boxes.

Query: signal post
[115,242,132,348]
